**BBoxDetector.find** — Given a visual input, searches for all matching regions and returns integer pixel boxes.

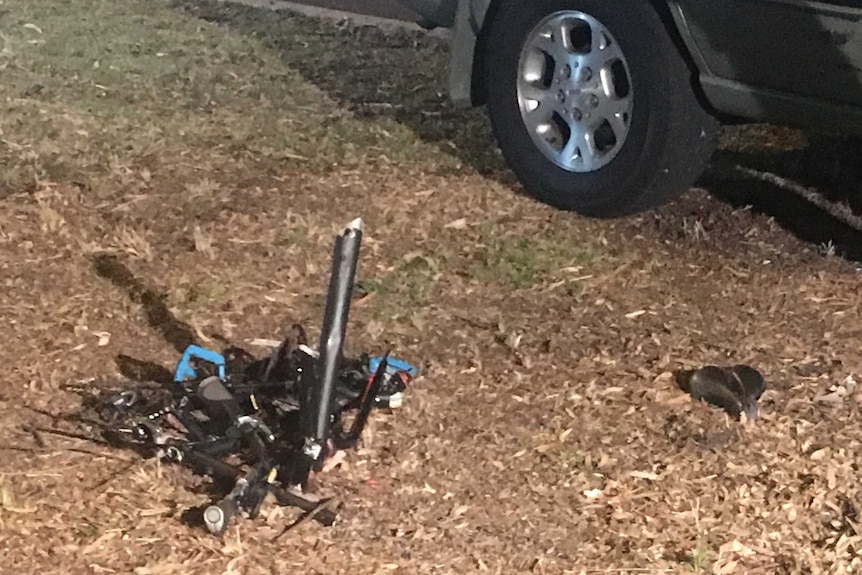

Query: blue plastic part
[369,356,418,378]
[174,345,226,383]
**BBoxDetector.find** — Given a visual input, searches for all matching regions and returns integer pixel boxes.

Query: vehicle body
[397,0,862,217]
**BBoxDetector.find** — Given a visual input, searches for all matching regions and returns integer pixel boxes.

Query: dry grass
[1,1,862,574]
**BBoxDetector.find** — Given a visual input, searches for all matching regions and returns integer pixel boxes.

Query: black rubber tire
[484,0,720,218]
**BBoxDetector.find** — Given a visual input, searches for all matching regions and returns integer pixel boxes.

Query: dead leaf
[629,470,660,481]
[714,559,739,574]
[444,218,468,230]
[92,331,111,346]
[249,338,281,348]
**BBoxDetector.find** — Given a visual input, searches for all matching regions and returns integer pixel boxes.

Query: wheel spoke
[557,124,597,171]
[556,19,574,54]
[595,94,630,135]
[532,22,571,63]
[590,23,610,54]
[575,127,598,171]
[582,55,615,82]
[600,96,630,121]
[606,110,629,141]
[523,103,555,136]
[585,41,625,82]
[519,83,551,106]
[558,128,580,169]
[598,65,616,99]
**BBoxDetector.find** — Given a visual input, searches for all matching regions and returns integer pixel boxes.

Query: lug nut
[588,94,600,108]
[573,108,583,121]
[579,67,592,82]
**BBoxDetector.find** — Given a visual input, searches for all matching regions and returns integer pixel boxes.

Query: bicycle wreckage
[82,218,417,537]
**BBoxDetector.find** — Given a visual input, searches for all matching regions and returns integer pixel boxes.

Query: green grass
[357,225,598,318]
[0,0,474,195]
[167,278,230,309]
[358,253,441,321]
[467,226,597,289]
[686,540,712,572]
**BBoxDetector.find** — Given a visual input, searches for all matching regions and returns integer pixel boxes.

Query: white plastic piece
[297,344,320,358]
[387,392,403,409]
[346,217,364,232]
[204,505,225,535]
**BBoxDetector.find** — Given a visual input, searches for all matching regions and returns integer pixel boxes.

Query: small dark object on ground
[73,218,418,537]
[674,365,767,420]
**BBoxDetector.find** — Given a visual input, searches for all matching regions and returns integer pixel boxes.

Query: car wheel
[484,0,719,218]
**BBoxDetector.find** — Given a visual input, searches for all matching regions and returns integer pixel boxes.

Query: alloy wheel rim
[517,11,634,173]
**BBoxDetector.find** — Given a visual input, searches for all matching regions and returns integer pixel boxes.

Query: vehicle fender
[469,0,491,29]
[447,0,481,107]
[662,1,715,78]
[398,0,457,27]
[448,0,501,107]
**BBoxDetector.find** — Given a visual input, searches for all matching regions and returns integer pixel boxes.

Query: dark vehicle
[396,0,862,217]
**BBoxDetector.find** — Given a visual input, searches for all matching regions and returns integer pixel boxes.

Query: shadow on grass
[115,354,176,384]
[700,134,862,262]
[92,254,198,353]
[170,0,507,177]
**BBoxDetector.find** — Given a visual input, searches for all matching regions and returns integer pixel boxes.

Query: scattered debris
[814,375,858,404]
[674,365,767,420]
[76,219,418,537]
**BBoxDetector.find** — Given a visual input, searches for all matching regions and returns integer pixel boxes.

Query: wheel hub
[517,11,633,173]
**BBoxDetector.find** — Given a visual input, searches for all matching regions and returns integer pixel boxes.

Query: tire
[483,0,719,218]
